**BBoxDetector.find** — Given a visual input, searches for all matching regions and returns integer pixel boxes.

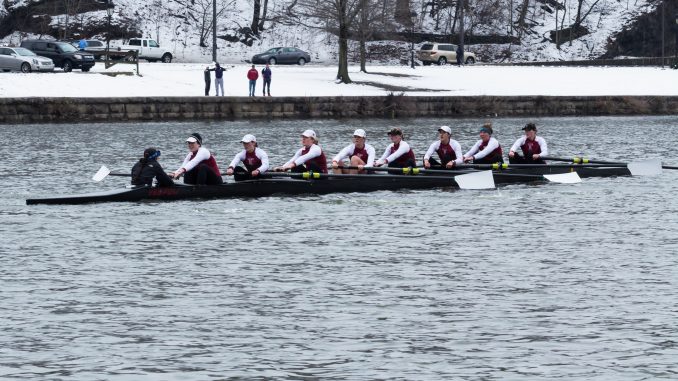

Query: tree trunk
[258,0,269,30]
[251,0,261,35]
[359,0,368,72]
[337,0,352,83]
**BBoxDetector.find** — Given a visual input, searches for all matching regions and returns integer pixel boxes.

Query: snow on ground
[1,63,677,97]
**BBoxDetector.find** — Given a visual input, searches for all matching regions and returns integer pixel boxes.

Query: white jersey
[175,146,211,173]
[286,144,322,166]
[377,141,412,165]
[227,147,269,173]
[332,143,376,166]
[510,136,548,157]
[464,137,501,160]
[423,139,463,166]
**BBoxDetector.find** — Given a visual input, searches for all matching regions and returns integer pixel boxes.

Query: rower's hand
[252,169,260,177]
[282,163,295,171]
[533,154,540,160]
[331,161,339,169]
[463,156,473,163]
[357,165,364,171]
[226,168,234,176]
[424,160,430,169]
[446,161,455,169]
[508,151,515,158]
[273,166,284,172]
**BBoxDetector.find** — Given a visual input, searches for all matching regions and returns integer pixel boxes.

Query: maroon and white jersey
[176,146,221,175]
[377,141,416,166]
[332,143,376,166]
[228,147,269,173]
[464,137,503,162]
[286,144,328,173]
[510,136,548,158]
[424,139,463,166]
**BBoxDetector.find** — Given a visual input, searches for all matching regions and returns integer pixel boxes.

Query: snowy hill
[0,0,662,64]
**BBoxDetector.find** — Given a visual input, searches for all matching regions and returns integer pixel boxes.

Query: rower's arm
[537,137,548,157]
[285,148,303,167]
[366,144,376,167]
[377,145,392,163]
[509,137,524,154]
[180,147,211,173]
[464,140,481,159]
[452,141,464,165]
[293,145,321,166]
[471,139,499,160]
[423,141,439,160]
[228,150,246,169]
[332,144,353,163]
[385,141,410,163]
[257,148,270,173]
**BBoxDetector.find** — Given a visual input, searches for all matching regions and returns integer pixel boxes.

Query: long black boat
[26,166,631,205]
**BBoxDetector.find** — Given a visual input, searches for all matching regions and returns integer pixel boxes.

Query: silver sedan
[0,47,55,73]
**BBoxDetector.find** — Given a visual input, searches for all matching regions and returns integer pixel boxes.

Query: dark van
[20,40,95,72]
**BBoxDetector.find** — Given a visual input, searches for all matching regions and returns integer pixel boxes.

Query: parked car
[20,40,95,72]
[0,46,55,72]
[252,47,311,65]
[66,39,107,59]
[116,38,173,63]
[417,43,477,65]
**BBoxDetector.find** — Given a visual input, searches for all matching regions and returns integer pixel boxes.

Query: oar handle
[109,173,132,177]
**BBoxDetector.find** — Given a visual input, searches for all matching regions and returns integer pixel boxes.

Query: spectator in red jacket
[247,65,259,96]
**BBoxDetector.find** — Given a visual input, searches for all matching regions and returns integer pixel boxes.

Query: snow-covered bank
[1,63,677,98]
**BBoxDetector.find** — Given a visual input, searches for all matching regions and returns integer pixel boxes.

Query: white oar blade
[455,170,495,190]
[544,172,582,184]
[92,165,111,182]
[627,158,663,176]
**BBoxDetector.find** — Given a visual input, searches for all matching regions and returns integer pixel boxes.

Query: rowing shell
[26,166,631,205]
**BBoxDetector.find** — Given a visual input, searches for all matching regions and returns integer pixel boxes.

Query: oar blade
[544,172,582,184]
[627,158,663,176]
[455,170,495,190]
[92,165,111,182]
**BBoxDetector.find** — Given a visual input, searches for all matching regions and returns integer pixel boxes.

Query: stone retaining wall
[1,96,677,124]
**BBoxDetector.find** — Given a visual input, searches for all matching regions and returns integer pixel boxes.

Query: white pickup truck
[117,38,173,63]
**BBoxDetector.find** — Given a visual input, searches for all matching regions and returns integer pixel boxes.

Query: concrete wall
[1,96,678,124]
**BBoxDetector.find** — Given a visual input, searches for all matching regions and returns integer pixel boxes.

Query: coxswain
[225,134,270,181]
[374,127,416,168]
[508,123,548,164]
[170,133,223,185]
[274,129,328,173]
[131,147,174,187]
[331,129,376,174]
[463,123,504,164]
[423,125,463,169]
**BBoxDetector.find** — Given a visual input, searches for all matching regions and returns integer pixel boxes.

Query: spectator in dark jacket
[214,63,225,96]
[261,64,272,96]
[247,65,259,96]
[204,64,212,96]
[131,148,174,187]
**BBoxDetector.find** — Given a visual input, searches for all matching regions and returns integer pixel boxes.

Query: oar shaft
[109,173,132,177]
[342,166,545,179]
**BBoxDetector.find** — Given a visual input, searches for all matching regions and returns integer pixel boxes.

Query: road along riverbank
[2,95,678,124]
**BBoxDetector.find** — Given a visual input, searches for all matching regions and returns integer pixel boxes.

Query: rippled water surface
[1,116,678,380]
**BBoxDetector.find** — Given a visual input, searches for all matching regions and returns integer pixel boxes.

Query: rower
[131,147,174,187]
[508,123,548,164]
[225,134,269,181]
[331,129,376,174]
[169,133,223,185]
[423,125,463,169]
[463,123,504,165]
[375,127,416,168]
[274,129,328,173]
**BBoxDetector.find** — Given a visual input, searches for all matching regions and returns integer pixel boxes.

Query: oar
[542,156,671,174]
[92,165,131,182]
[342,166,580,185]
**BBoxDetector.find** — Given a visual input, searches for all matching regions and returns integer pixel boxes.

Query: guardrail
[509,56,678,67]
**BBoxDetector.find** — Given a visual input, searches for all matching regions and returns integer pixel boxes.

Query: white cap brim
[186,137,198,143]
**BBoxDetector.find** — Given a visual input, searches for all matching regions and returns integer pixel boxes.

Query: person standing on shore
[247,65,259,96]
[78,38,88,51]
[214,63,225,96]
[204,64,213,96]
[261,64,272,96]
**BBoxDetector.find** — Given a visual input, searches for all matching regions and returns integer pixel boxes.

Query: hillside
[0,0,666,64]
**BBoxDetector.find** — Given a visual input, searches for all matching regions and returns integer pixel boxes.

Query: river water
[1,116,677,380]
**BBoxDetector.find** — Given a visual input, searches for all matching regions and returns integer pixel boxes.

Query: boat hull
[25,167,631,205]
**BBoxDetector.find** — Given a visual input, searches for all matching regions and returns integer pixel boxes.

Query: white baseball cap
[438,125,452,134]
[241,134,256,143]
[186,136,198,143]
[353,129,366,138]
[301,129,317,139]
